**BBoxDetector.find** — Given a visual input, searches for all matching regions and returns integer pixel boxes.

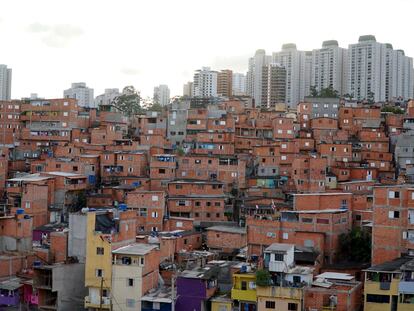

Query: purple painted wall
[32,229,49,242]
[175,277,206,311]
[0,290,20,307]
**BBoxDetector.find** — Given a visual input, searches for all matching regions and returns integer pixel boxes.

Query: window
[25,202,31,209]
[97,247,104,255]
[317,218,330,224]
[152,212,158,218]
[140,257,144,265]
[241,281,247,290]
[214,202,221,207]
[127,278,134,287]
[152,195,158,202]
[288,303,298,311]
[282,232,288,240]
[265,301,276,309]
[366,294,390,303]
[388,191,400,199]
[273,253,284,261]
[293,276,301,283]
[158,168,165,174]
[388,211,400,219]
[96,269,103,277]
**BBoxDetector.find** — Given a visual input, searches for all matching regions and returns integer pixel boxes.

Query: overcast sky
[1,0,413,99]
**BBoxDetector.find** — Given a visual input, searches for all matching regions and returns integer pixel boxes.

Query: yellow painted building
[231,272,257,310]
[211,296,233,311]
[256,286,303,311]
[84,212,113,310]
[84,210,137,310]
[363,257,414,311]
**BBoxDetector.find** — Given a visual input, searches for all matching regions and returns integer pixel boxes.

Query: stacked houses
[0,94,413,310]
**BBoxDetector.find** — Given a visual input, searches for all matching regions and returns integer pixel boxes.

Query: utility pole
[171,274,175,311]
[99,276,104,311]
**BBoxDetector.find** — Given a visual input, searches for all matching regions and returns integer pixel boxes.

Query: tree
[309,86,339,98]
[256,269,271,286]
[367,91,375,104]
[381,106,404,114]
[338,228,371,263]
[342,93,353,100]
[68,191,87,213]
[111,86,144,116]
[319,86,339,98]
[310,85,318,97]
[147,102,163,112]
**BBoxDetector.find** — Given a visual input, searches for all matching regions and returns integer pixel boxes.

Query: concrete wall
[53,263,87,311]
[68,213,87,263]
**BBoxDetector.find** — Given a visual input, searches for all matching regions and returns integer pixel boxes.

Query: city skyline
[1,0,414,99]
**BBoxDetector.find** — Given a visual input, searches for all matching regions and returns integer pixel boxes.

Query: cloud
[27,23,83,48]
[120,67,141,75]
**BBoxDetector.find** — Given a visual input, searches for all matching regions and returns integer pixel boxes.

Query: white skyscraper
[94,88,120,107]
[347,35,387,102]
[304,51,313,97]
[387,47,414,101]
[192,67,218,97]
[347,35,414,102]
[232,73,247,95]
[153,84,170,106]
[0,64,12,100]
[64,82,94,108]
[311,40,347,96]
[246,49,271,105]
[272,44,306,108]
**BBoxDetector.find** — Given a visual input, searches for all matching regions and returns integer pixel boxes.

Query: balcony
[168,204,192,213]
[20,129,70,141]
[64,179,87,191]
[269,261,289,273]
[256,286,303,300]
[231,288,257,302]
[84,296,111,309]
[365,280,399,294]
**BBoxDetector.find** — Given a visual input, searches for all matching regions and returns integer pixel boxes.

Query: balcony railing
[84,296,111,309]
